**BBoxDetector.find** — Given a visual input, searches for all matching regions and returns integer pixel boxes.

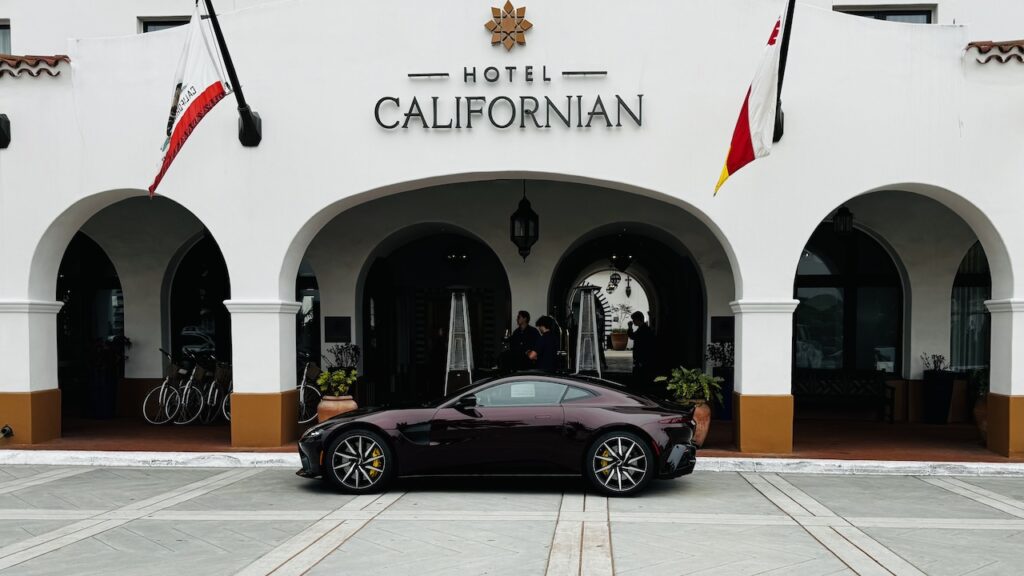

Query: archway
[549,224,705,393]
[361,229,512,404]
[789,190,1006,457]
[168,234,232,362]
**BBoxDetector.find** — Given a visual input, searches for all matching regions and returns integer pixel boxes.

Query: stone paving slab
[0,468,218,511]
[864,527,1024,576]
[609,472,786,516]
[780,474,1016,519]
[168,469,355,512]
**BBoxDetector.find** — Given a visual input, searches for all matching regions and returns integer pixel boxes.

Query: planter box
[610,332,629,351]
[922,370,955,424]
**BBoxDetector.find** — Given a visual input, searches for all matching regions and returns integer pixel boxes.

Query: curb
[2,450,1023,475]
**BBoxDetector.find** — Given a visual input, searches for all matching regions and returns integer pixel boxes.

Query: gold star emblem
[485,1,533,51]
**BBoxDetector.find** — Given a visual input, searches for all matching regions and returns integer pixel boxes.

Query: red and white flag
[715,1,793,194]
[149,6,231,196]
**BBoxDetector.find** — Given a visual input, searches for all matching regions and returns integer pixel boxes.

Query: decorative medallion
[485,1,532,51]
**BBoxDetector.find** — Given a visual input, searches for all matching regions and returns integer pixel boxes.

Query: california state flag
[149,6,231,196]
[715,2,793,194]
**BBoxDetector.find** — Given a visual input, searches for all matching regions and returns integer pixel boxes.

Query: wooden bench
[793,369,895,423]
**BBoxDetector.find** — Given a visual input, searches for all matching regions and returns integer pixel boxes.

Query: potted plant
[316,343,361,422]
[706,342,734,420]
[921,353,954,424]
[970,368,990,443]
[609,303,632,351]
[655,367,724,447]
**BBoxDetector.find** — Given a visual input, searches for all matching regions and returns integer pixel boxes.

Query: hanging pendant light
[510,180,539,261]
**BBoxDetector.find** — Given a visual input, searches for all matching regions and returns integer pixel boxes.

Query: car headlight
[302,425,327,441]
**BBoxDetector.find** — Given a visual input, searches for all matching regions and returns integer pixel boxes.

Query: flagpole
[202,0,262,147]
[773,0,796,143]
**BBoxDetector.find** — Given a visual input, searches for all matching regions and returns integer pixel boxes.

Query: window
[562,386,595,403]
[951,243,991,372]
[795,226,902,373]
[0,23,10,54]
[140,18,189,33]
[836,7,933,24]
[476,381,567,407]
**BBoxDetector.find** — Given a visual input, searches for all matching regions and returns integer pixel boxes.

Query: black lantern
[833,206,854,235]
[0,114,10,149]
[510,181,539,261]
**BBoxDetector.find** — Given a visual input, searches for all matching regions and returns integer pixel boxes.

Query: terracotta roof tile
[0,55,70,79]
[966,40,1024,64]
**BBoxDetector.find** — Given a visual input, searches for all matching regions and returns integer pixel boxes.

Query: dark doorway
[361,232,512,405]
[548,228,705,392]
[169,235,231,362]
[56,232,125,419]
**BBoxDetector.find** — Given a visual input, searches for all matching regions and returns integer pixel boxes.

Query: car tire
[324,430,394,494]
[584,430,655,497]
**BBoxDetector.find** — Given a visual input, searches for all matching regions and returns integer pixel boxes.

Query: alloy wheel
[593,436,648,493]
[331,434,387,490]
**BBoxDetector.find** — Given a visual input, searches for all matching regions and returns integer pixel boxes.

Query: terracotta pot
[973,394,988,444]
[610,332,629,351]
[691,401,712,447]
[317,395,358,423]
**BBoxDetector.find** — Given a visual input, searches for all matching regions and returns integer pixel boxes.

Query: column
[0,300,64,444]
[731,299,799,454]
[225,300,302,448]
[985,298,1024,456]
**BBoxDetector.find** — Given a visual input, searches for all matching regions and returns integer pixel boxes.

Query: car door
[428,379,568,475]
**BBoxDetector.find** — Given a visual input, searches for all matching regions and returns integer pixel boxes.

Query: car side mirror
[455,394,477,409]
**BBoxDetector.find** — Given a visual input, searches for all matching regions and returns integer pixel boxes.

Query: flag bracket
[0,114,10,149]
[773,104,784,143]
[204,0,262,147]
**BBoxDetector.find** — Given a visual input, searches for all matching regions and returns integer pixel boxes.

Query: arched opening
[361,230,512,404]
[549,225,705,393]
[577,269,653,373]
[168,234,232,361]
[296,259,321,365]
[790,190,1008,457]
[56,233,125,420]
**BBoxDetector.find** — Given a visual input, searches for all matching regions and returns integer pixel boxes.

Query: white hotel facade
[1,0,1024,454]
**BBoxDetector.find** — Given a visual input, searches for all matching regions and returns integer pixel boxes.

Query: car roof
[474,371,631,392]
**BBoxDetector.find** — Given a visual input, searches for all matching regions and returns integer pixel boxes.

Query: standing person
[507,310,540,370]
[529,316,560,373]
[628,311,656,391]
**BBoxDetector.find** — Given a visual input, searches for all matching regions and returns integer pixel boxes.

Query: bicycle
[199,361,231,424]
[141,349,185,425]
[174,350,212,425]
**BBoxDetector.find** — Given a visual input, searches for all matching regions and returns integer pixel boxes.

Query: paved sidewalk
[0,466,1023,575]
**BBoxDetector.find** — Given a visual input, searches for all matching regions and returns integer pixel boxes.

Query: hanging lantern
[625,277,632,298]
[609,272,621,287]
[833,206,854,235]
[609,250,633,272]
[510,181,539,261]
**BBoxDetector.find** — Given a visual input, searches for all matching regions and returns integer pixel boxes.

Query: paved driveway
[0,466,1023,575]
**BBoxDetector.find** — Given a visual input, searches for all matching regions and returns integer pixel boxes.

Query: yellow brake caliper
[600,449,612,476]
[368,448,383,478]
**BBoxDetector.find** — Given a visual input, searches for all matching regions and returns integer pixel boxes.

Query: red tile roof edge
[0,54,71,79]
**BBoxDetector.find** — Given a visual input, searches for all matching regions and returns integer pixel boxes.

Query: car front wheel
[585,431,654,496]
[324,430,394,494]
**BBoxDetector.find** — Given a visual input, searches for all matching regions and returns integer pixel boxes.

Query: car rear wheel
[324,430,394,494]
[585,431,654,496]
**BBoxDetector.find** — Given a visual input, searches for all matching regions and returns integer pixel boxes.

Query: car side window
[561,386,595,403]
[475,381,568,407]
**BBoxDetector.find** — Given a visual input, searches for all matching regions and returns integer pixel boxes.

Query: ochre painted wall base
[230,389,299,448]
[987,393,1024,457]
[734,392,793,454]
[0,389,61,444]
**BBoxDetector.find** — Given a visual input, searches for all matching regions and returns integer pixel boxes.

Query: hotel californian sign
[373,2,643,131]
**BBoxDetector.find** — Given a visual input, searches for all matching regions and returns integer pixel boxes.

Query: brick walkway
[1,466,1024,574]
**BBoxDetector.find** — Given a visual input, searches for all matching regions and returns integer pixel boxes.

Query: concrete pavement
[0,464,1023,574]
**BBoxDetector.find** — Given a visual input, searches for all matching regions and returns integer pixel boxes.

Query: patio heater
[574,285,603,378]
[444,290,474,395]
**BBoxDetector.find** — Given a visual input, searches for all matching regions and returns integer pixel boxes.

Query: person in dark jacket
[507,310,540,370]
[628,311,657,390]
[529,315,560,373]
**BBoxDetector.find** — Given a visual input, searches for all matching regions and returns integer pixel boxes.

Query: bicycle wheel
[142,385,179,425]
[222,388,232,422]
[200,385,220,424]
[174,386,203,425]
[297,384,322,424]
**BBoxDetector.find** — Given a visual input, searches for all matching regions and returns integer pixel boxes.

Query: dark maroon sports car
[296,372,698,496]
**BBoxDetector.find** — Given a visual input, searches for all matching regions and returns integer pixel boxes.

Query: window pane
[562,386,595,403]
[476,381,567,406]
[143,20,188,33]
[797,249,838,276]
[885,14,929,24]
[855,287,900,372]
[951,285,991,371]
[795,288,844,369]
[0,26,10,54]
